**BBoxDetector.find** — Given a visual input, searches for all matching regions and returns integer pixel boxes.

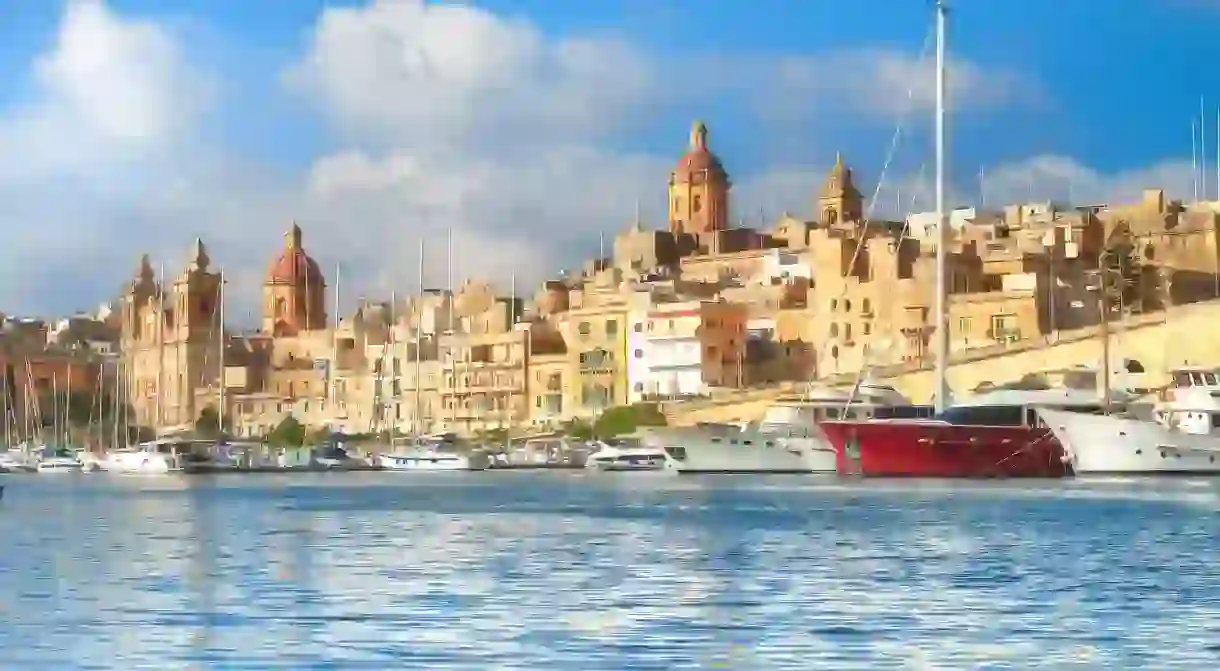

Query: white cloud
[0,0,211,183]
[284,0,655,150]
[0,0,1167,326]
[977,155,1196,207]
[757,49,1035,124]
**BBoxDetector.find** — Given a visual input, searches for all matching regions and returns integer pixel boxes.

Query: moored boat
[643,381,930,474]
[819,389,1107,478]
[100,439,183,474]
[585,439,667,472]
[377,437,488,471]
[1038,366,1220,475]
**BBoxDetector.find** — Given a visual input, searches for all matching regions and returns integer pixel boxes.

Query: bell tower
[817,153,863,227]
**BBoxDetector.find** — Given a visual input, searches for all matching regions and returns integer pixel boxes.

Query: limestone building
[119,241,222,432]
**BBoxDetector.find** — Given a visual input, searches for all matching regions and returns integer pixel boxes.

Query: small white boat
[585,439,667,472]
[36,447,84,474]
[377,439,488,471]
[100,439,183,474]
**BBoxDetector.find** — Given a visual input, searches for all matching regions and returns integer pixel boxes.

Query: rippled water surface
[2,473,1220,669]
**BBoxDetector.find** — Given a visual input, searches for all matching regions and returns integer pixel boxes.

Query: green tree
[268,415,306,447]
[593,403,668,438]
[564,418,594,441]
[195,405,222,439]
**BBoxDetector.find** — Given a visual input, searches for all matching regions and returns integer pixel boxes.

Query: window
[693,194,703,212]
[578,321,591,335]
[634,382,644,392]
[830,323,839,337]
[634,349,643,358]
[606,320,618,335]
[844,324,852,340]
[863,322,872,335]
[844,299,852,312]
[633,322,643,333]
[862,298,871,313]
[830,299,838,311]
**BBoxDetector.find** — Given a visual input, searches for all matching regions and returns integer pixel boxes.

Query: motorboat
[36,446,84,474]
[100,439,184,474]
[819,388,1113,478]
[643,381,930,474]
[377,437,488,471]
[1038,366,1220,475]
[585,438,667,472]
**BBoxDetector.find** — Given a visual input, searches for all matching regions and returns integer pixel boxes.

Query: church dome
[673,120,728,181]
[266,223,324,286]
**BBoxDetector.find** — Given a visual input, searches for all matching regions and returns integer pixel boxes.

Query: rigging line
[816,14,935,408]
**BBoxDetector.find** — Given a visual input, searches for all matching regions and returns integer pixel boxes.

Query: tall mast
[447,226,454,431]
[415,238,424,437]
[156,262,165,432]
[389,288,396,449]
[933,0,950,413]
[507,271,516,445]
[1,365,9,449]
[330,262,340,420]
[112,358,120,450]
[218,270,226,439]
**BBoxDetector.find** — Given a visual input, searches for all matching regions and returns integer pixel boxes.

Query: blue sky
[0,0,1214,317]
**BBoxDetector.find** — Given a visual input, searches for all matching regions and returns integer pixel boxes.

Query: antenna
[978,165,986,207]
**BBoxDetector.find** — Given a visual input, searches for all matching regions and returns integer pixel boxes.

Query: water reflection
[1,473,1219,668]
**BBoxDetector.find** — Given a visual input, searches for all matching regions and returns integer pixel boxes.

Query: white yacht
[585,438,667,472]
[643,381,930,474]
[0,448,35,472]
[36,447,84,474]
[377,438,488,471]
[100,439,184,474]
[1038,366,1220,475]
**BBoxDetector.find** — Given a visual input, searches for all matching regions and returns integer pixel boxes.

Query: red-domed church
[262,223,327,336]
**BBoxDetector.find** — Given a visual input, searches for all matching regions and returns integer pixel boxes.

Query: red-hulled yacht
[819,388,1105,478]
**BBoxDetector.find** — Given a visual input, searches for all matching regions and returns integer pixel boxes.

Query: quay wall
[664,298,1220,426]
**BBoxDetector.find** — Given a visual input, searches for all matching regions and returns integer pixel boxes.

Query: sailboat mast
[330,263,340,419]
[389,289,396,449]
[156,262,165,432]
[933,0,951,413]
[447,227,454,432]
[415,238,424,437]
[53,372,60,447]
[1,364,9,449]
[218,270,226,439]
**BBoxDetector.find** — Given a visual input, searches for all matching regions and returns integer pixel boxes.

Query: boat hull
[1038,408,1220,474]
[36,458,83,474]
[100,451,179,475]
[378,452,488,471]
[819,420,1070,478]
[643,427,838,474]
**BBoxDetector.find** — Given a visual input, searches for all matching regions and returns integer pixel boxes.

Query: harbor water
[1,472,1219,668]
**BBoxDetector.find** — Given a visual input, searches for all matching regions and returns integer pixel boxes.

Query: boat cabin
[941,389,1108,427]
[760,383,933,436]
[1157,366,1220,435]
